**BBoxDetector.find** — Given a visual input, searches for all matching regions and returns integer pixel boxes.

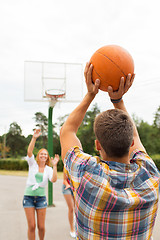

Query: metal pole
[47,106,55,206]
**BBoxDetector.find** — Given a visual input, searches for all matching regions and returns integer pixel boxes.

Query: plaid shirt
[64,146,160,240]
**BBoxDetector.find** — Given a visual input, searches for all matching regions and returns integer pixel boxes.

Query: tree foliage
[9,122,22,135]
[0,142,10,158]
[137,121,158,155]
[33,112,48,147]
[1,105,160,159]
[33,112,61,155]
[6,122,27,157]
[153,106,160,129]
[134,105,160,155]
[77,104,100,155]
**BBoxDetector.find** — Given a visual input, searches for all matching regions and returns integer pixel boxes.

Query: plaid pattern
[64,146,160,240]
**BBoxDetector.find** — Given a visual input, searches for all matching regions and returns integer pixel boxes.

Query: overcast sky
[0,0,160,136]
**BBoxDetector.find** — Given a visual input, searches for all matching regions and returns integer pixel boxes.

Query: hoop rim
[45,89,65,100]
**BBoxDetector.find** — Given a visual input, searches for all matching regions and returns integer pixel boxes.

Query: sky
[0,0,160,137]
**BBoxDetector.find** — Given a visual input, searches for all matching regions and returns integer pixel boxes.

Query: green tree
[9,122,22,135]
[0,142,10,158]
[52,129,61,155]
[33,112,48,147]
[6,122,27,157]
[33,112,61,155]
[137,121,157,155]
[153,106,160,129]
[77,104,100,155]
[152,106,160,154]
[133,110,160,155]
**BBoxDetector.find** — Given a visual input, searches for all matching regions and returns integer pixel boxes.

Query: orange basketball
[90,45,134,91]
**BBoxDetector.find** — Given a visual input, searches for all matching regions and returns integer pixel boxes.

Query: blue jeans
[23,195,47,209]
[62,184,74,196]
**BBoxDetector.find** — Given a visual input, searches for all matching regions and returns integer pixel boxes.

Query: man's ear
[95,139,101,151]
[131,139,134,147]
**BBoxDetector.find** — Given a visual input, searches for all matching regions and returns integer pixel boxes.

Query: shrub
[57,158,64,172]
[2,155,159,173]
[0,159,28,170]
[0,158,64,172]
[152,154,160,171]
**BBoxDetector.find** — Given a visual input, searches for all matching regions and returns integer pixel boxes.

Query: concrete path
[0,175,159,240]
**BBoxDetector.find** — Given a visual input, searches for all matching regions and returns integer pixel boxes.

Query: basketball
[90,45,134,91]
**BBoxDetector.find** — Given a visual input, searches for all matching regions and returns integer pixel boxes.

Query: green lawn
[0,170,63,179]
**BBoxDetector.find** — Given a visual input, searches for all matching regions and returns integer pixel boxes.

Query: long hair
[36,148,50,166]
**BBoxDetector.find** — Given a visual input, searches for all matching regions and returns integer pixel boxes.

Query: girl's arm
[50,154,60,183]
[27,129,41,157]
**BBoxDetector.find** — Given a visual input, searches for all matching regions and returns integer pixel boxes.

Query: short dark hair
[94,109,133,158]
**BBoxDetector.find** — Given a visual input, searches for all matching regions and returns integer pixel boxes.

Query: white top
[26,155,53,190]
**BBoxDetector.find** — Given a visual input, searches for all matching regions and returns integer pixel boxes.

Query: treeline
[0,104,160,160]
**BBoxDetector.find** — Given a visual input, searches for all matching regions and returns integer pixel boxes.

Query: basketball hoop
[45,89,65,107]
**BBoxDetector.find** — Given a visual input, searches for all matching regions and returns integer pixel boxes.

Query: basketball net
[45,89,65,107]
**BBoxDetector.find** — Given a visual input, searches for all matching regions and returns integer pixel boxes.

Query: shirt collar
[101,159,138,173]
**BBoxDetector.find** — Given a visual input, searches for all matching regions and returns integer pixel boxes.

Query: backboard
[24,61,83,103]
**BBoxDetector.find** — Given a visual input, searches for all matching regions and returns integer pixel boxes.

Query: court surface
[0,175,159,239]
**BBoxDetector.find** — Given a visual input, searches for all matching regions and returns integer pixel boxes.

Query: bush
[0,158,64,172]
[0,159,28,170]
[2,155,159,173]
[152,154,160,172]
[57,158,64,172]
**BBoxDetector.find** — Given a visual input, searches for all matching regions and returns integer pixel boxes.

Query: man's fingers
[94,79,100,93]
[107,86,113,93]
[95,79,100,87]
[107,86,113,98]
[124,73,134,93]
[130,73,135,85]
[84,62,90,78]
[86,64,93,83]
[119,77,125,93]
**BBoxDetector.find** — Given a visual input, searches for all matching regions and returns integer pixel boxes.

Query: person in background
[62,168,76,238]
[23,129,59,240]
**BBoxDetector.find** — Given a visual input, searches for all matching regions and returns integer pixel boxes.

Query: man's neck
[107,156,130,164]
[101,152,130,164]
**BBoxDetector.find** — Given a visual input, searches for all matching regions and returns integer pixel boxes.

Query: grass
[0,170,63,179]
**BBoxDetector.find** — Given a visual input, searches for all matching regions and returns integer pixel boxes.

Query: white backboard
[24,61,83,103]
